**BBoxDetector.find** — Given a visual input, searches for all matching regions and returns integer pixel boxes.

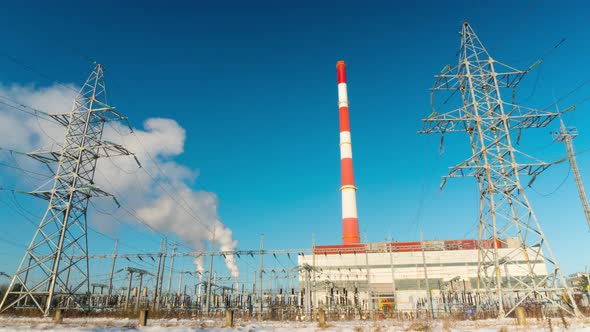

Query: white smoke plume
[0,83,239,278]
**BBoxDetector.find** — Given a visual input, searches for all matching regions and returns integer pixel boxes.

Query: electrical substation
[0,21,589,325]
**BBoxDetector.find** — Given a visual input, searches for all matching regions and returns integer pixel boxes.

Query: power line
[0,95,60,124]
[88,200,162,252]
[529,166,571,197]
[0,161,49,180]
[0,53,80,94]
[0,234,28,250]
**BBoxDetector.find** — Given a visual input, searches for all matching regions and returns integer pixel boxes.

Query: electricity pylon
[420,22,580,318]
[0,64,135,316]
[551,107,590,230]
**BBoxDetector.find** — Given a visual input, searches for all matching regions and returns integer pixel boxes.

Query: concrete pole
[252,270,256,314]
[364,244,373,319]
[269,270,273,306]
[420,230,435,319]
[305,269,311,318]
[259,233,264,320]
[312,234,316,314]
[135,273,144,311]
[388,240,397,311]
[167,244,177,295]
[125,272,133,310]
[178,272,184,295]
[153,239,164,310]
[158,238,167,305]
[289,270,294,298]
[197,282,202,307]
[183,284,187,307]
[107,240,118,303]
[205,231,216,314]
[213,271,217,308]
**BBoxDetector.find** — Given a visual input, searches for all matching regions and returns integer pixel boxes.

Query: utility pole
[125,271,134,310]
[311,233,316,314]
[364,244,374,319]
[259,233,264,320]
[388,237,397,311]
[106,239,119,304]
[304,265,311,318]
[153,238,165,310]
[420,230,434,319]
[552,106,590,230]
[119,267,152,311]
[205,233,215,314]
[158,237,167,306]
[178,271,184,295]
[420,21,580,318]
[213,271,217,303]
[253,270,256,295]
[268,270,273,307]
[135,273,144,311]
[167,243,177,294]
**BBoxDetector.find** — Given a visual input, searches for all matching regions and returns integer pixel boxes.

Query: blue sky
[1,0,590,284]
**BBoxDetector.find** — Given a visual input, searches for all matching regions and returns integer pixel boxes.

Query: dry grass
[497,327,508,332]
[406,320,432,331]
[442,318,455,331]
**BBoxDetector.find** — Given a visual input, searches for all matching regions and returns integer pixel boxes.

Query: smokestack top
[336,61,347,84]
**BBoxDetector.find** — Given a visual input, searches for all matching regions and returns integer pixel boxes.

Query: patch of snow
[1,316,590,331]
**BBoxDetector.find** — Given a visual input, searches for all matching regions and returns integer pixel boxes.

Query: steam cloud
[0,83,239,278]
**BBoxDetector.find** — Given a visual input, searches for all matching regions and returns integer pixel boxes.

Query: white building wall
[298,246,548,311]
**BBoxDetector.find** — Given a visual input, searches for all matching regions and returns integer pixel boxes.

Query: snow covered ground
[1,316,590,331]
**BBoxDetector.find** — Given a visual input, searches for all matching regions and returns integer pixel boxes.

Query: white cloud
[0,83,239,278]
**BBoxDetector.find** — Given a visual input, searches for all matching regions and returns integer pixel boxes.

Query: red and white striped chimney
[337,60,360,245]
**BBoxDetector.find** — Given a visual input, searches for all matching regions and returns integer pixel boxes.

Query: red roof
[313,239,501,255]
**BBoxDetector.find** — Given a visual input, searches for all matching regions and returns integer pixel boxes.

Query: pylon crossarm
[432,67,526,91]
[443,161,551,182]
[27,143,133,165]
[504,109,558,129]
[49,107,128,127]
[26,150,62,163]
[96,141,134,158]
[28,186,116,203]
[421,105,558,135]
[420,107,474,133]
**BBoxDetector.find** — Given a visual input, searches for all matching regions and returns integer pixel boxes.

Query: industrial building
[299,239,548,313]
[297,59,549,315]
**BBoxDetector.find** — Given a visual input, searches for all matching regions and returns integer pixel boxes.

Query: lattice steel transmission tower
[552,108,590,230]
[0,64,134,316]
[420,22,580,318]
